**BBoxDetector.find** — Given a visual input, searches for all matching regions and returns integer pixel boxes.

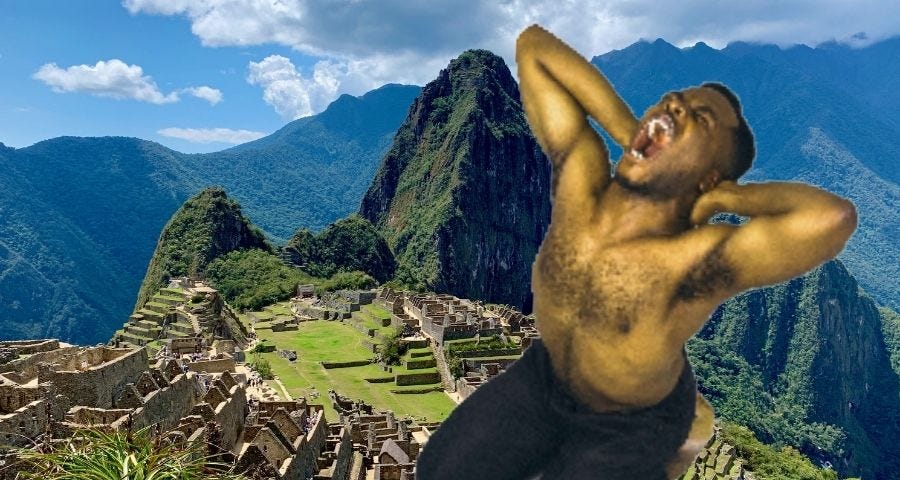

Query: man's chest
[532,232,675,333]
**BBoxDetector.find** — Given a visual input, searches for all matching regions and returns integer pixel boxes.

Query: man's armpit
[673,240,736,302]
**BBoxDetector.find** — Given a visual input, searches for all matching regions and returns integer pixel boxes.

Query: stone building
[0,337,354,480]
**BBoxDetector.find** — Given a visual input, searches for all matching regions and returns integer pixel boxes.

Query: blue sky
[2,0,898,153]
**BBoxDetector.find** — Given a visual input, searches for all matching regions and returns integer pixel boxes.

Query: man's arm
[517,25,638,152]
[688,181,857,299]
[516,25,637,220]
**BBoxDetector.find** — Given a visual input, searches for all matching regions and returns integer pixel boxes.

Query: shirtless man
[415,24,857,480]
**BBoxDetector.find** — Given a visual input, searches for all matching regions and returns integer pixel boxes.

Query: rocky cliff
[695,259,899,479]
[134,187,271,310]
[359,50,551,311]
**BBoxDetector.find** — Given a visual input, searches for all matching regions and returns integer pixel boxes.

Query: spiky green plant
[13,427,244,479]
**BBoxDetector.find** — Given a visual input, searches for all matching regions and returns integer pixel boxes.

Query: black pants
[415,339,696,480]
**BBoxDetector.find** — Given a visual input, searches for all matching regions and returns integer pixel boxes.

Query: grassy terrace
[351,303,395,338]
[252,318,454,422]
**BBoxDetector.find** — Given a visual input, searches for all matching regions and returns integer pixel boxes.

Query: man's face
[614,86,740,199]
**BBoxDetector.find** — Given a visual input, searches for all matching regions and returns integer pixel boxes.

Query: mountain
[591,38,900,310]
[282,214,396,283]
[188,84,423,240]
[0,138,194,343]
[690,259,900,479]
[359,50,551,311]
[0,85,419,344]
[134,187,270,310]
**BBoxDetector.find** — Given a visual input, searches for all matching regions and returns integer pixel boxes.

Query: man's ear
[698,169,722,193]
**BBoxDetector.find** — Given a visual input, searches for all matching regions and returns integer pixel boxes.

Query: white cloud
[182,86,223,105]
[246,55,341,119]
[33,58,221,105]
[157,127,267,144]
[125,0,900,115]
[34,59,179,104]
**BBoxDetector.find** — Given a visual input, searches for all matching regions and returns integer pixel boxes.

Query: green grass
[363,303,391,320]
[264,302,293,316]
[249,310,275,321]
[254,320,454,422]
[351,306,395,338]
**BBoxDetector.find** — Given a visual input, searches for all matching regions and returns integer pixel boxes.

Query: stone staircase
[680,430,753,480]
[430,343,456,392]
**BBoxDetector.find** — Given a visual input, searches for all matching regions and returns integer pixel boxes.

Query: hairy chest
[533,230,671,336]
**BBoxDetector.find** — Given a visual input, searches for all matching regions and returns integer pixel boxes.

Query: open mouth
[629,113,675,160]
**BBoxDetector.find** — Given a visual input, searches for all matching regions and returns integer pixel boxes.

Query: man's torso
[531,212,728,410]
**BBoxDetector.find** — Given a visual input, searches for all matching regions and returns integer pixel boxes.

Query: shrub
[15,426,242,479]
[251,354,274,380]
[379,326,407,366]
[206,249,318,311]
[314,270,377,297]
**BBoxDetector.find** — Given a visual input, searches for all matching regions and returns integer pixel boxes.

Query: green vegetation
[250,353,274,380]
[879,306,900,376]
[206,249,314,311]
[444,335,515,379]
[720,422,839,480]
[0,86,420,344]
[314,270,377,297]
[135,188,270,310]
[248,319,453,422]
[15,427,241,479]
[378,326,407,365]
[350,304,396,339]
[692,260,900,479]
[358,50,545,308]
[283,214,396,282]
[206,249,378,312]
[688,337,845,462]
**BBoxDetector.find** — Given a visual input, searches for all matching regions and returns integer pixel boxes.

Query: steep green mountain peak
[359,49,551,310]
[134,187,271,310]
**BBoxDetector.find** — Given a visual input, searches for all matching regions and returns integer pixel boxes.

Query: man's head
[614,83,754,199]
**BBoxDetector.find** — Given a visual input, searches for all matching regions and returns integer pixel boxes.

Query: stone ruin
[111,280,251,354]
[331,393,430,480]
[456,362,505,401]
[681,429,754,480]
[0,338,359,480]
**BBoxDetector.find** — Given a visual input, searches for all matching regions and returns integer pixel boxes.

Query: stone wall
[0,384,48,414]
[0,400,51,446]
[132,372,200,431]
[187,358,236,374]
[326,426,353,480]
[0,340,59,355]
[0,346,80,379]
[680,432,751,480]
[395,371,441,386]
[65,406,131,426]
[38,347,148,409]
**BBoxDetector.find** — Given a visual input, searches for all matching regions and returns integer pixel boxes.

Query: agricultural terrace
[244,302,455,422]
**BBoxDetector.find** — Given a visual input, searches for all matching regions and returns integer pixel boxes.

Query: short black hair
[701,82,754,180]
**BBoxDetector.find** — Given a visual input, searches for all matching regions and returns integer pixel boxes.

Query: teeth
[646,114,674,138]
[630,148,644,160]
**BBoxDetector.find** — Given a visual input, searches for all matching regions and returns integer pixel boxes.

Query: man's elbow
[516,24,546,57]
[825,199,858,250]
